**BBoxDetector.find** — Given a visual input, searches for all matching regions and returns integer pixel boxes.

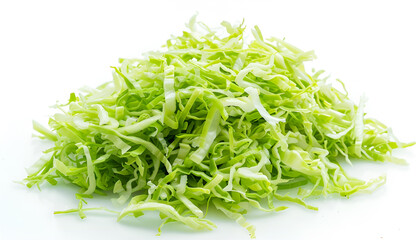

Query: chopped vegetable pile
[24,17,414,238]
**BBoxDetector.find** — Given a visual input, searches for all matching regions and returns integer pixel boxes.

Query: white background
[1,0,419,239]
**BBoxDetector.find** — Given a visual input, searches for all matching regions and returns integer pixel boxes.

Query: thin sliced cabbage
[24,17,414,238]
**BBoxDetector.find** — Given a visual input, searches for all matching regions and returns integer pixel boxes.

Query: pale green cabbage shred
[24,17,413,238]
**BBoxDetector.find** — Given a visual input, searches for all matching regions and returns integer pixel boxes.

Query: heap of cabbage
[24,17,413,238]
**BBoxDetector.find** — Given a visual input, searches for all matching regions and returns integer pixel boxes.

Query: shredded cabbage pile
[24,17,414,238]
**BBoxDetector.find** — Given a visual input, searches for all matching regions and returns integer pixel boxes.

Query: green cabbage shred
[24,17,414,238]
